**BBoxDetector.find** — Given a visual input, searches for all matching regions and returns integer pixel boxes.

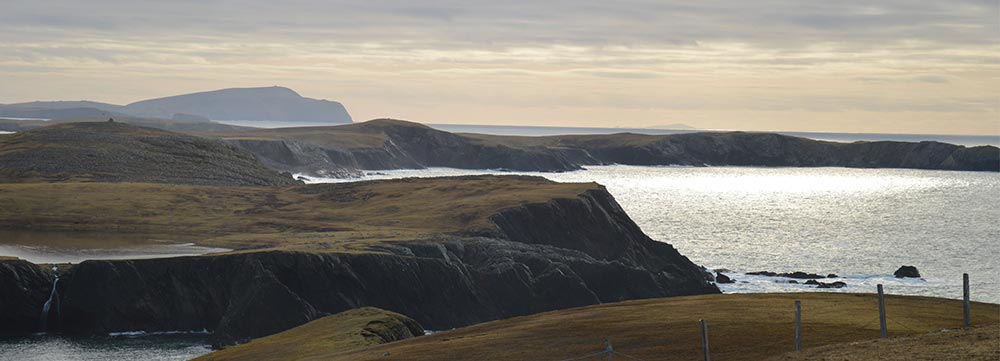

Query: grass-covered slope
[320,293,999,361]
[196,307,423,361]
[0,122,298,186]
[770,324,999,361]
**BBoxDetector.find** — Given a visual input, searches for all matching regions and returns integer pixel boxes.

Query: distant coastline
[428,123,1000,147]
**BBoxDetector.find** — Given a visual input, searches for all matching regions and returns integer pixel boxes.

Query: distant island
[0,86,352,124]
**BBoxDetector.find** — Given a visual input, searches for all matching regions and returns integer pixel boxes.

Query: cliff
[0,176,717,344]
[0,122,299,186]
[207,119,999,175]
[211,119,583,176]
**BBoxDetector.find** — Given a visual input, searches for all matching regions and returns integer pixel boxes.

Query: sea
[1,122,997,359]
[212,120,1000,147]
[303,165,1000,304]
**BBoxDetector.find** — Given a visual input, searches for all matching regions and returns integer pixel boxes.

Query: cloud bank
[1,0,997,134]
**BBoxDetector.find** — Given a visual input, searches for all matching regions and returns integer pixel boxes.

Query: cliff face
[558,132,999,171]
[214,120,999,175]
[0,259,54,336]
[0,185,717,344]
[218,120,584,176]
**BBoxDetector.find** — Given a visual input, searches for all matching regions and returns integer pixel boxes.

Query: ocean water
[301,165,1000,303]
[0,334,212,361]
[0,230,229,264]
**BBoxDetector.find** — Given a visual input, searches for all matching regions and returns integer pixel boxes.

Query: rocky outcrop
[195,307,424,360]
[0,185,717,344]
[0,122,300,186]
[746,271,830,279]
[894,265,921,278]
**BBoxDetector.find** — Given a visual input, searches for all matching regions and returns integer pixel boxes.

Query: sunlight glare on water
[302,165,1000,303]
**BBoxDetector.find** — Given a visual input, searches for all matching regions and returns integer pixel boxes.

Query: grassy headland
[0,175,596,252]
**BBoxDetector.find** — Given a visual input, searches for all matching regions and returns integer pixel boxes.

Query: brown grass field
[308,293,998,361]
[769,323,999,361]
[0,175,595,252]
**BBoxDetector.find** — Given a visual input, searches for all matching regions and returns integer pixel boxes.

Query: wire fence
[556,276,974,361]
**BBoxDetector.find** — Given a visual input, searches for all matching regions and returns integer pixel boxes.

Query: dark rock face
[0,260,55,336]
[894,265,921,278]
[0,122,300,186]
[817,281,847,289]
[715,272,734,284]
[746,271,827,279]
[0,186,718,344]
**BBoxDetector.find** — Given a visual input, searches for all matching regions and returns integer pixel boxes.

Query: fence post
[701,319,710,361]
[794,300,802,351]
[877,284,887,338]
[963,273,971,329]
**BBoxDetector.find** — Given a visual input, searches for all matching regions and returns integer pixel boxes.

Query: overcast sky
[1,0,997,134]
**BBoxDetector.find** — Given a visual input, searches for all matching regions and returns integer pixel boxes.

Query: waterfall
[38,276,60,333]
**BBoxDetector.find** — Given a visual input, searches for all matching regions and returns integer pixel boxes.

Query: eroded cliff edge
[0,179,717,345]
[204,119,999,176]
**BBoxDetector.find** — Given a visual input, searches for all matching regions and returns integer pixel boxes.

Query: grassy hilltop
[0,175,595,252]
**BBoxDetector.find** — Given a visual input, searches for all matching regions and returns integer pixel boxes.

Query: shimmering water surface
[0,334,212,361]
[0,230,229,264]
[303,165,1000,303]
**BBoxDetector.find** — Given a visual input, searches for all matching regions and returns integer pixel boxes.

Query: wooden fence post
[701,319,710,361]
[877,284,887,338]
[794,300,802,351]
[963,273,971,329]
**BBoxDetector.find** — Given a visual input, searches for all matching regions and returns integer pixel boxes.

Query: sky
[1,1,998,135]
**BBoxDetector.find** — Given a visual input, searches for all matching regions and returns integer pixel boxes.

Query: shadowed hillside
[204,119,999,176]
[0,122,298,186]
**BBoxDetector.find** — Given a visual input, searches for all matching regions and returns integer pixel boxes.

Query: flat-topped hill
[126,86,352,123]
[315,293,999,361]
[196,307,423,361]
[0,122,298,186]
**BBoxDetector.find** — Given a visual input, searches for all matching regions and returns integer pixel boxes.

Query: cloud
[0,0,997,134]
